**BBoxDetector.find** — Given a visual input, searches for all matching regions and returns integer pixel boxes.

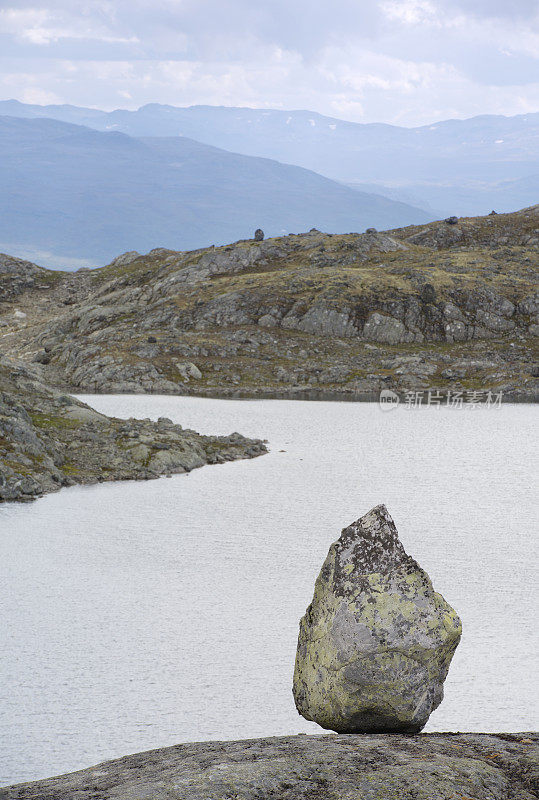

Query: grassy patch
[30,412,80,431]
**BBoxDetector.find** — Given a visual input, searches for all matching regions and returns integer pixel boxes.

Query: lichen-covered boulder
[293,505,462,733]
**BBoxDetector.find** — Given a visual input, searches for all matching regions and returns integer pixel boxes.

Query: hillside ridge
[0,206,537,401]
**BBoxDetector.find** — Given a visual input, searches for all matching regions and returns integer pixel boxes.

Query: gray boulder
[420,283,437,303]
[175,361,202,381]
[293,505,462,733]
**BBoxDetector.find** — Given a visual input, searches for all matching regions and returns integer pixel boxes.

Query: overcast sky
[0,0,538,125]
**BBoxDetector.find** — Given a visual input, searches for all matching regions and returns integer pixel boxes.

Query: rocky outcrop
[293,505,461,733]
[2,733,537,799]
[400,208,539,249]
[0,357,267,503]
[107,250,141,268]
[0,252,50,304]
[0,207,537,399]
[0,253,44,277]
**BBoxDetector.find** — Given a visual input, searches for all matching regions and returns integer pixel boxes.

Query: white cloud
[0,0,537,124]
[20,86,61,104]
[381,0,439,25]
[0,7,139,45]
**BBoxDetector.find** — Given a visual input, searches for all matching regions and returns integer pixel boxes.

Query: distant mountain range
[2,99,537,221]
[0,116,430,267]
[347,174,539,220]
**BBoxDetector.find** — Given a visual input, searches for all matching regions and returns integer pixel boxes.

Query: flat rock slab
[2,733,538,800]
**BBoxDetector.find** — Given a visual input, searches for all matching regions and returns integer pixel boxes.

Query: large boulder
[293,505,462,733]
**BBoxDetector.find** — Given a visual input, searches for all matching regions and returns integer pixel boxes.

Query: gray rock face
[0,253,47,301]
[0,253,43,276]
[293,505,462,733]
[175,361,202,381]
[106,251,141,268]
[2,734,537,800]
[362,311,416,344]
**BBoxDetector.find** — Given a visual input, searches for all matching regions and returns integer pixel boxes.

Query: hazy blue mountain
[0,99,107,126]
[2,99,536,180]
[2,100,536,219]
[0,116,430,267]
[347,175,539,219]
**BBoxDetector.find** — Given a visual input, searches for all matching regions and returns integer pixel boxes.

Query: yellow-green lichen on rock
[293,504,461,733]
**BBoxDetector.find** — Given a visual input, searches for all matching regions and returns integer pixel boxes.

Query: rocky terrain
[2,733,537,799]
[0,207,537,400]
[0,356,266,503]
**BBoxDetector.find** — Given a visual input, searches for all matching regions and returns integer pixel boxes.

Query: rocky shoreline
[77,385,536,403]
[2,733,537,799]
[0,357,267,504]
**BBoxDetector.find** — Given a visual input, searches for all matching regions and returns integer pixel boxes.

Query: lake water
[1,396,537,785]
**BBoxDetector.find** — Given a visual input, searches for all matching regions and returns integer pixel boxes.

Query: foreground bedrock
[1,733,538,800]
[293,505,462,733]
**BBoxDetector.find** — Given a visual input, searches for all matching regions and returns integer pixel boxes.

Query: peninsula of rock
[0,357,267,503]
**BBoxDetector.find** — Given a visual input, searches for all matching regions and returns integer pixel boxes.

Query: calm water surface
[1,397,537,785]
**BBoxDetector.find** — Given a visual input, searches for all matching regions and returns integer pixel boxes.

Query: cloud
[381,0,439,26]
[447,0,539,20]
[20,86,61,104]
[0,6,139,45]
[0,0,537,124]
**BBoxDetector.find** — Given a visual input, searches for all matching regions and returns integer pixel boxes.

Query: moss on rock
[293,505,461,733]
